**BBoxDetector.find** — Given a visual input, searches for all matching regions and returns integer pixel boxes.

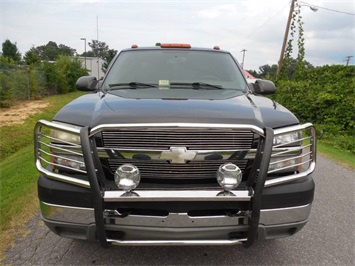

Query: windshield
[103,49,247,92]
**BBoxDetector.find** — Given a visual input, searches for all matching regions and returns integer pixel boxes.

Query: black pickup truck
[34,43,316,247]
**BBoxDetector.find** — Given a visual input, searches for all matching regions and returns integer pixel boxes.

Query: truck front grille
[101,129,254,150]
[98,127,255,186]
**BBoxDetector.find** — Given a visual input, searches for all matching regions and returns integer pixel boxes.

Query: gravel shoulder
[0,100,49,127]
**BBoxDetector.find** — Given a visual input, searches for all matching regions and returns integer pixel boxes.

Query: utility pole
[277,0,296,76]
[80,38,87,70]
[97,15,100,79]
[241,49,247,69]
[344,56,353,66]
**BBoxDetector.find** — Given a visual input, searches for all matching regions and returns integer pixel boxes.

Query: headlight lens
[47,123,84,173]
[268,157,299,173]
[50,128,81,145]
[269,130,303,174]
[273,132,299,146]
[217,163,242,191]
[53,154,85,171]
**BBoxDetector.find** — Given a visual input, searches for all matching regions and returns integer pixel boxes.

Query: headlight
[47,123,84,173]
[114,164,141,192]
[269,130,303,174]
[50,126,81,145]
[273,132,300,146]
[53,154,85,171]
[217,163,242,191]
[268,157,300,173]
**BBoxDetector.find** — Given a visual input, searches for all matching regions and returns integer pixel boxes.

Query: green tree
[88,40,109,58]
[87,40,117,72]
[24,47,41,65]
[102,48,117,72]
[2,39,21,63]
[30,41,76,61]
[81,50,96,57]
[258,64,278,78]
[58,44,76,56]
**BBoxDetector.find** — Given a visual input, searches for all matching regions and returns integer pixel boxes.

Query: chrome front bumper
[40,201,311,244]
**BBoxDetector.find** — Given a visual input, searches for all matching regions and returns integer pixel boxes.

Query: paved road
[4,156,355,265]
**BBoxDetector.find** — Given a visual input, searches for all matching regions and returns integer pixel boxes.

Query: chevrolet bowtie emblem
[160,147,197,164]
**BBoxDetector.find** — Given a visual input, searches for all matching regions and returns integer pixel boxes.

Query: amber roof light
[160,43,191,48]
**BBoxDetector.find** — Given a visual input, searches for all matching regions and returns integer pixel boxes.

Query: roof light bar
[160,43,191,48]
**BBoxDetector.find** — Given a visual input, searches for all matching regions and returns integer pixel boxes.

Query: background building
[78,56,105,79]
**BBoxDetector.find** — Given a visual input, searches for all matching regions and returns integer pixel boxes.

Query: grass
[0,146,39,261]
[317,140,355,169]
[0,91,85,160]
[0,91,85,261]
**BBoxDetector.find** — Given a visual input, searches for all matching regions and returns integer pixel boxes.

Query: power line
[299,1,355,16]
[240,3,289,42]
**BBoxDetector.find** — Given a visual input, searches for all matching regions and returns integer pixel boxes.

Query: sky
[1,0,354,71]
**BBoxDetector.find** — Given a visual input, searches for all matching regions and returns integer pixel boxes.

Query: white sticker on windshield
[159,80,170,88]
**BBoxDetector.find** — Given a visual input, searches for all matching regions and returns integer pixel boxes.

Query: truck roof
[121,43,229,53]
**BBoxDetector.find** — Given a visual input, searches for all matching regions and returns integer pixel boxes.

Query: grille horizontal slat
[102,129,254,150]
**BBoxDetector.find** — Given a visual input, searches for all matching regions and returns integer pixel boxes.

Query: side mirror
[76,76,98,91]
[249,79,276,95]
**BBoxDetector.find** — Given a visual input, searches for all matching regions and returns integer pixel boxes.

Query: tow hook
[104,209,130,218]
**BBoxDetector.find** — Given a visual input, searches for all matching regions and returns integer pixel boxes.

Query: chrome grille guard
[35,121,316,247]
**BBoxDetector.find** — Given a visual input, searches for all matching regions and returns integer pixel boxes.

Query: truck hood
[53,91,299,129]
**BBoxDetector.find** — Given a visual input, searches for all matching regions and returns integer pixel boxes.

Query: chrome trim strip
[36,161,90,188]
[90,123,265,136]
[260,204,311,225]
[97,147,301,161]
[38,156,87,174]
[268,159,312,174]
[265,162,316,187]
[269,152,311,166]
[107,239,246,246]
[36,119,81,134]
[40,201,94,224]
[97,147,259,160]
[103,190,252,202]
[273,123,313,136]
[104,212,246,227]
[39,141,83,156]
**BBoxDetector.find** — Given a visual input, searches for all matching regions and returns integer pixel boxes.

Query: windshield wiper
[170,82,224,90]
[108,82,158,90]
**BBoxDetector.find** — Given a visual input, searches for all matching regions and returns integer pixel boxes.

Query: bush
[0,55,87,107]
[55,55,87,93]
[0,72,15,107]
[273,65,355,154]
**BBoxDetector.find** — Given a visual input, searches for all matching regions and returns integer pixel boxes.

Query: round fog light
[114,164,140,192]
[217,163,242,191]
